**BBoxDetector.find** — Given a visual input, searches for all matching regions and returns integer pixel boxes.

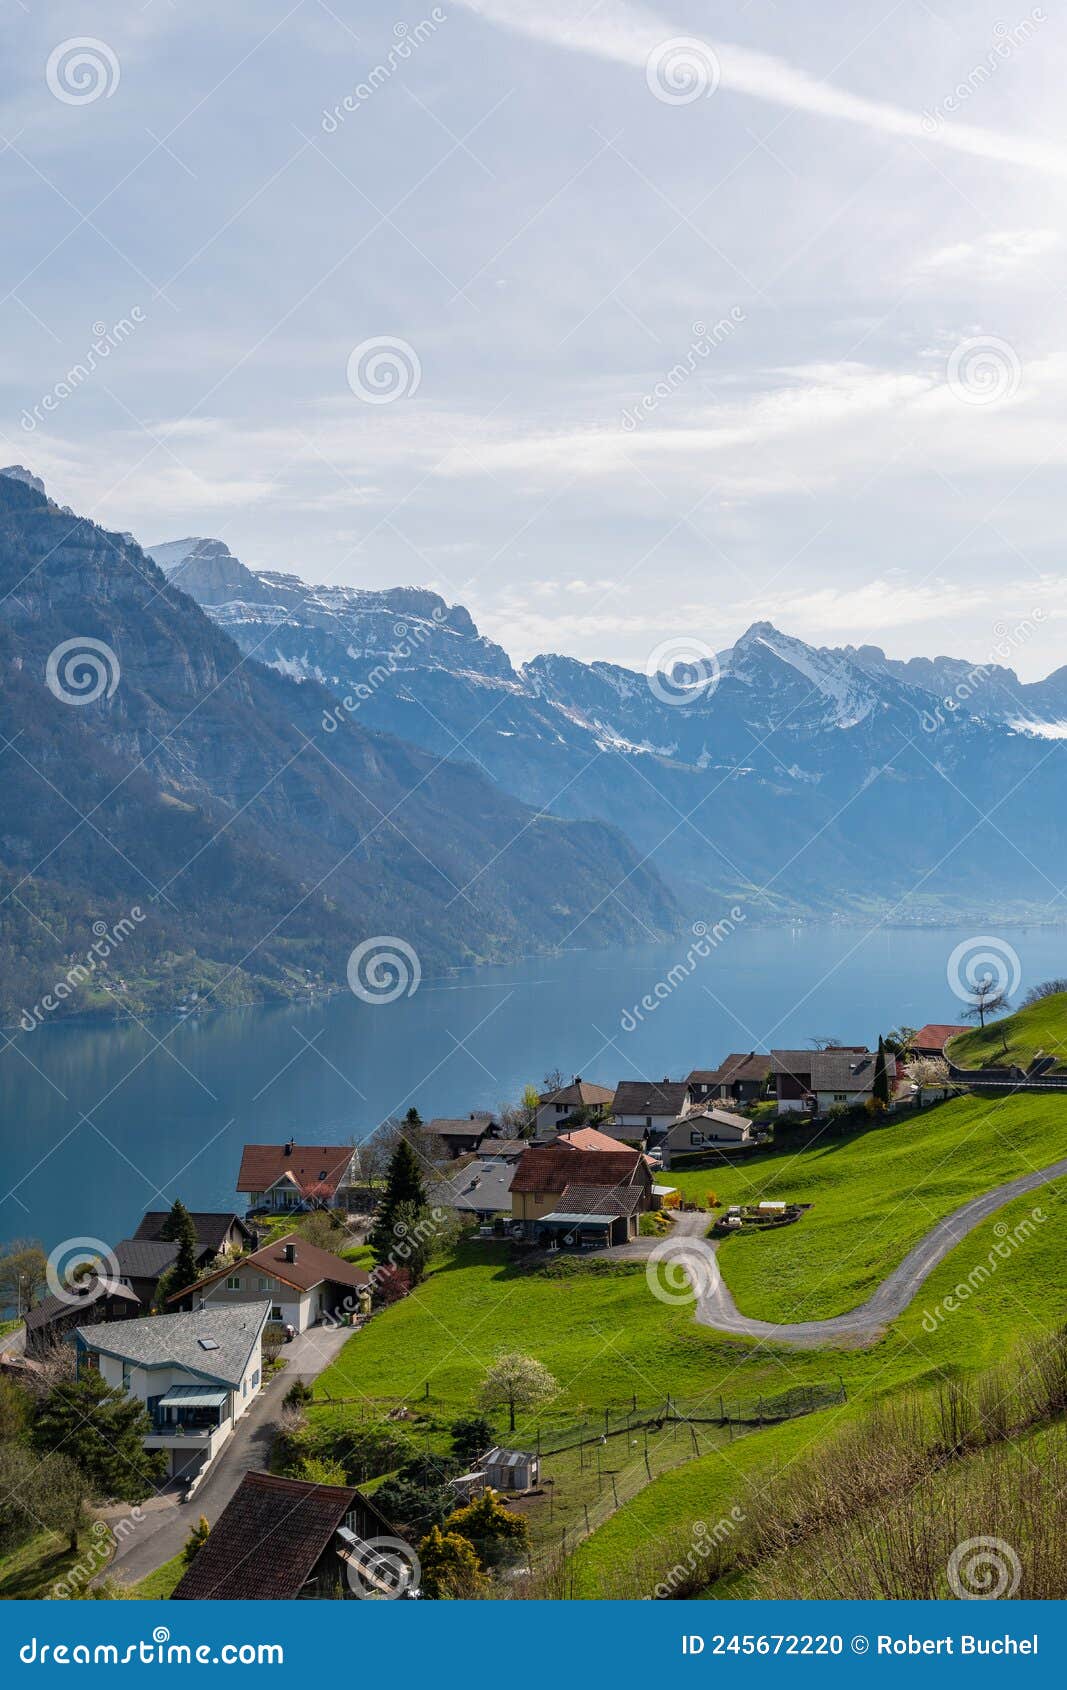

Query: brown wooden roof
[509,1145,648,1195]
[167,1232,369,1303]
[236,1144,354,1197]
[171,1470,396,1600]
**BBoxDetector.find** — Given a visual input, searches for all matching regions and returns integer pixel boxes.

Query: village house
[687,1053,771,1106]
[167,1233,370,1332]
[658,1107,754,1168]
[552,1124,635,1153]
[533,1077,615,1140]
[133,1210,255,1259]
[73,1302,270,1484]
[24,1275,140,1358]
[172,1470,403,1599]
[425,1113,495,1158]
[236,1142,360,1213]
[609,1079,693,1143]
[911,1023,969,1059]
[509,1145,654,1248]
[770,1048,897,1114]
[427,1156,515,1223]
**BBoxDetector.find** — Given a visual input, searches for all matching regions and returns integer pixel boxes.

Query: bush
[451,1414,494,1465]
[284,1379,314,1410]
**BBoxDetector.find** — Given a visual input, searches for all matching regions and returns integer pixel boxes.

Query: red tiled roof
[171,1471,397,1600]
[236,1144,353,1198]
[167,1233,369,1303]
[913,1024,970,1051]
[510,1146,647,1195]
[553,1126,629,1153]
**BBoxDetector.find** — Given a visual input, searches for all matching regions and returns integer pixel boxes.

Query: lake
[1,922,1061,1253]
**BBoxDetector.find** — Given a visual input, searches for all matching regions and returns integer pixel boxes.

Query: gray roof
[612,1080,690,1116]
[559,1181,644,1217]
[426,1116,494,1137]
[24,1276,139,1333]
[428,1157,514,1213]
[75,1301,270,1387]
[133,1211,254,1255]
[113,1238,179,1280]
[808,1049,896,1092]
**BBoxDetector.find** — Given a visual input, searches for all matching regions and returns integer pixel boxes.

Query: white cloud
[914,228,1061,281]
[453,0,1067,177]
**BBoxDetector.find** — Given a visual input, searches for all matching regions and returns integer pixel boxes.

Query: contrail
[454,0,1067,178]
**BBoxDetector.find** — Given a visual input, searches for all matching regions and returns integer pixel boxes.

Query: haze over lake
[2,923,1061,1251]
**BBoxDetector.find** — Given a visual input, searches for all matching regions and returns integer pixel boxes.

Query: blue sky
[2,0,1066,674]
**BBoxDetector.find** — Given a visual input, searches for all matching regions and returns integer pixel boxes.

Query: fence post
[645,1452,652,1481]
[719,1394,724,1423]
[604,1406,610,1435]
[612,1475,619,1507]
[584,1504,590,1536]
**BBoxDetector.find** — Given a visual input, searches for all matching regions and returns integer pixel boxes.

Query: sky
[2,0,1066,676]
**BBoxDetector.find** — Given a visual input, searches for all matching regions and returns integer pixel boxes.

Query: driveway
[107,1321,354,1587]
[655,1157,1067,1349]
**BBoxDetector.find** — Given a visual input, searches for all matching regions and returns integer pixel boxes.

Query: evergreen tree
[159,1198,199,1289]
[872,1036,890,1109]
[33,1372,166,1501]
[369,1139,427,1262]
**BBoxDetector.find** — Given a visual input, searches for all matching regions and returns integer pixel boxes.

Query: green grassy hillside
[947,991,1067,1071]
[571,1181,1067,1595]
[668,1091,1067,1322]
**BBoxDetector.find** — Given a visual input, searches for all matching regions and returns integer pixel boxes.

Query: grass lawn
[0,1528,94,1599]
[665,1092,1067,1322]
[128,1550,187,1599]
[572,1179,1067,1595]
[948,993,1067,1071]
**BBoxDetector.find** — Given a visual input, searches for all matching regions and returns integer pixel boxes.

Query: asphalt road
[659,1156,1067,1348]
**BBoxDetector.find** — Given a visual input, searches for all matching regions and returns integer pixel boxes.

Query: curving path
[668,1156,1067,1349]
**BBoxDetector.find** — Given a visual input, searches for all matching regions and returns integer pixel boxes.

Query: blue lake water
[1,922,1063,1254]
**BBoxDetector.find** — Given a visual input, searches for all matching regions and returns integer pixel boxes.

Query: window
[646,1116,652,1129]
[270,1305,283,1321]
[226,1276,240,1290]
[690,1131,703,1146]
[251,1368,260,1389]
[257,1276,269,1291]
[122,1362,132,1389]
[120,1276,131,1287]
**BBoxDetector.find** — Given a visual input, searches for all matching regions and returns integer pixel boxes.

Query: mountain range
[147,530,1067,925]
[0,472,678,1025]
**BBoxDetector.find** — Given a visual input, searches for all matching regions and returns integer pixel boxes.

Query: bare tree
[962,979,1011,1030]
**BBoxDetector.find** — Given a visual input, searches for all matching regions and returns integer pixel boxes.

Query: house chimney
[284,1138,294,1156]
[283,1243,297,1264]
